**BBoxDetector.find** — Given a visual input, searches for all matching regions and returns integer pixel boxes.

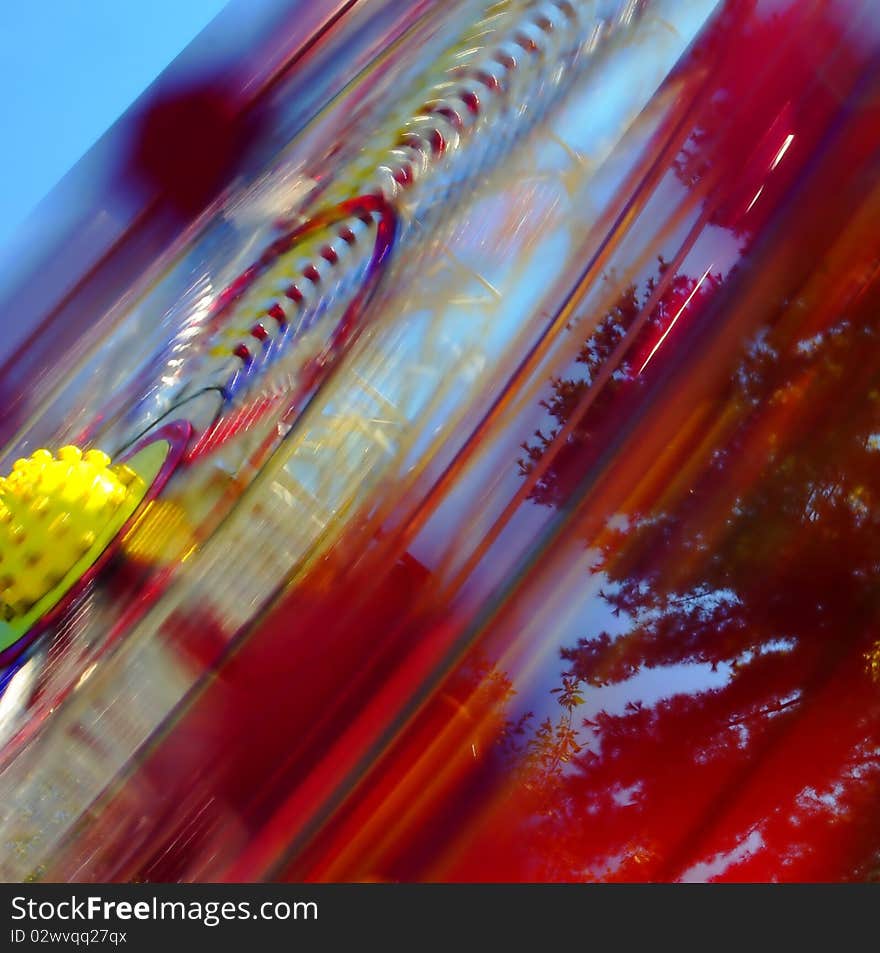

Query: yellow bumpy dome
[0,445,144,621]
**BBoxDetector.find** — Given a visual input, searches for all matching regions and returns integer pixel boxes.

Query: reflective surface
[3,0,880,883]
[275,0,880,882]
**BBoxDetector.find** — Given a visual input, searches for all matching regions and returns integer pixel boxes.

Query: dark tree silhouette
[500,247,880,881]
[518,259,722,508]
[497,0,880,878]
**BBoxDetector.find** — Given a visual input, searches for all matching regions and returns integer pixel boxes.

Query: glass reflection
[275,0,880,884]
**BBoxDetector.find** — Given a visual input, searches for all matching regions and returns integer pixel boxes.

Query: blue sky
[0,0,229,255]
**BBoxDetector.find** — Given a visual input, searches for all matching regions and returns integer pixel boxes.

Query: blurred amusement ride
[1,0,880,882]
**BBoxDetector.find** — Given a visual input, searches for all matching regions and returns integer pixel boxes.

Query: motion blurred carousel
[2,0,880,883]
